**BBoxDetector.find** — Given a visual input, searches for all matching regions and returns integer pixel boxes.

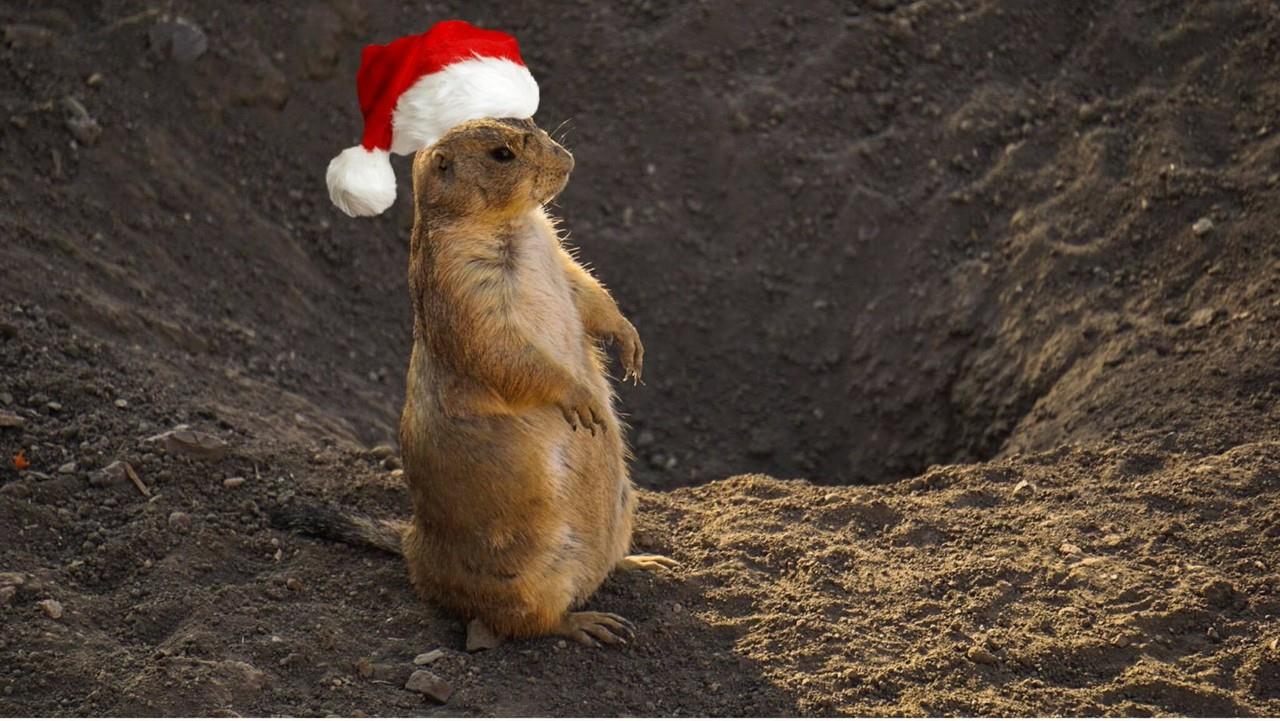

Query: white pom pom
[326,146,396,217]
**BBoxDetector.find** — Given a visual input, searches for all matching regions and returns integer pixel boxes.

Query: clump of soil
[2,0,1279,716]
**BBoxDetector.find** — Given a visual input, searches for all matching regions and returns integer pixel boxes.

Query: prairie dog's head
[412,117,574,220]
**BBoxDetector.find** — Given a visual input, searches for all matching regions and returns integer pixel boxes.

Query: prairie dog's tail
[267,501,406,556]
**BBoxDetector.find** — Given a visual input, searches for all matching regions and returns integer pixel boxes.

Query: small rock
[635,429,656,448]
[0,586,15,606]
[413,649,445,665]
[0,391,13,405]
[90,460,130,487]
[369,443,396,460]
[1192,217,1214,236]
[37,599,63,620]
[60,96,102,146]
[45,401,63,413]
[1102,533,1124,547]
[381,456,402,471]
[223,476,246,488]
[0,410,23,428]
[1188,308,1216,329]
[1206,626,1221,641]
[168,511,192,532]
[158,429,229,459]
[1010,479,1035,497]
[149,16,208,63]
[0,572,25,587]
[465,618,503,652]
[57,461,77,474]
[114,398,129,409]
[85,72,104,87]
[1058,542,1083,556]
[404,669,452,704]
[965,645,998,665]
[2,23,54,48]
[285,577,305,592]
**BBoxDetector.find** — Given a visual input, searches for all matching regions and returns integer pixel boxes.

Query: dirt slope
[2,0,1279,716]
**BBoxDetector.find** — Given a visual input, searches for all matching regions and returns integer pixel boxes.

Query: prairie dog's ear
[432,149,452,174]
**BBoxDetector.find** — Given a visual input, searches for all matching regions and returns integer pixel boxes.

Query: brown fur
[397,117,662,645]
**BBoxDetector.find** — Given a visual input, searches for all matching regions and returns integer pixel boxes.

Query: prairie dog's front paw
[613,320,644,384]
[559,384,605,434]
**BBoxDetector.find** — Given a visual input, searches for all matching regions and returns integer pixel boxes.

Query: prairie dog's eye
[490,147,516,162]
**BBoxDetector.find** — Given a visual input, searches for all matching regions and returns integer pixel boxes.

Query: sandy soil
[2,0,1279,716]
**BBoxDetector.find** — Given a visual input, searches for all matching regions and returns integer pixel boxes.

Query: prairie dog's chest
[508,215,584,364]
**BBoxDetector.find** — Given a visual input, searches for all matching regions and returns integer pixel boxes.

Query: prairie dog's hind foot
[555,611,635,647]
[616,554,679,573]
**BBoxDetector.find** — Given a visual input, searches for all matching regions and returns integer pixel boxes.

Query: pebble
[0,410,22,428]
[1192,217,1215,236]
[413,649,445,665]
[158,429,229,459]
[0,392,12,405]
[2,23,54,48]
[1010,479,1035,497]
[0,586,15,606]
[381,456,402,471]
[37,599,63,619]
[285,577,305,592]
[57,461,77,474]
[223,476,246,488]
[1058,542,1083,556]
[369,443,396,460]
[965,645,998,665]
[45,401,63,413]
[404,670,453,703]
[1189,307,1216,329]
[60,96,102,146]
[90,460,129,487]
[148,16,208,63]
[114,398,129,409]
[168,511,193,532]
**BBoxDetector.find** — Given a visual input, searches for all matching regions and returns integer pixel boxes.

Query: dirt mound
[2,0,1280,716]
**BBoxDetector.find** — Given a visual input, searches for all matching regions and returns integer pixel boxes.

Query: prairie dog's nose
[556,144,574,171]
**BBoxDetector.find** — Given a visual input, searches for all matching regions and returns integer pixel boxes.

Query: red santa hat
[326,20,539,217]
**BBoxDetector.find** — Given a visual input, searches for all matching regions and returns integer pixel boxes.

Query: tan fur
[396,117,660,644]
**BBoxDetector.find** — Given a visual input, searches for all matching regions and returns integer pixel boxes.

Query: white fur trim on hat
[326,146,396,218]
[389,55,540,154]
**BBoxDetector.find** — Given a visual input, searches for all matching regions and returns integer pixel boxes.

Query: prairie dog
[274,117,674,647]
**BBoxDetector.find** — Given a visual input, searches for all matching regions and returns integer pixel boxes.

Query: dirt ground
[2,0,1280,716]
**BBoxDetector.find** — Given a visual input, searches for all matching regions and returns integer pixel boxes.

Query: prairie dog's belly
[509,217,588,375]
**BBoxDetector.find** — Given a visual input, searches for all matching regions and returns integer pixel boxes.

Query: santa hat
[326,20,540,217]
